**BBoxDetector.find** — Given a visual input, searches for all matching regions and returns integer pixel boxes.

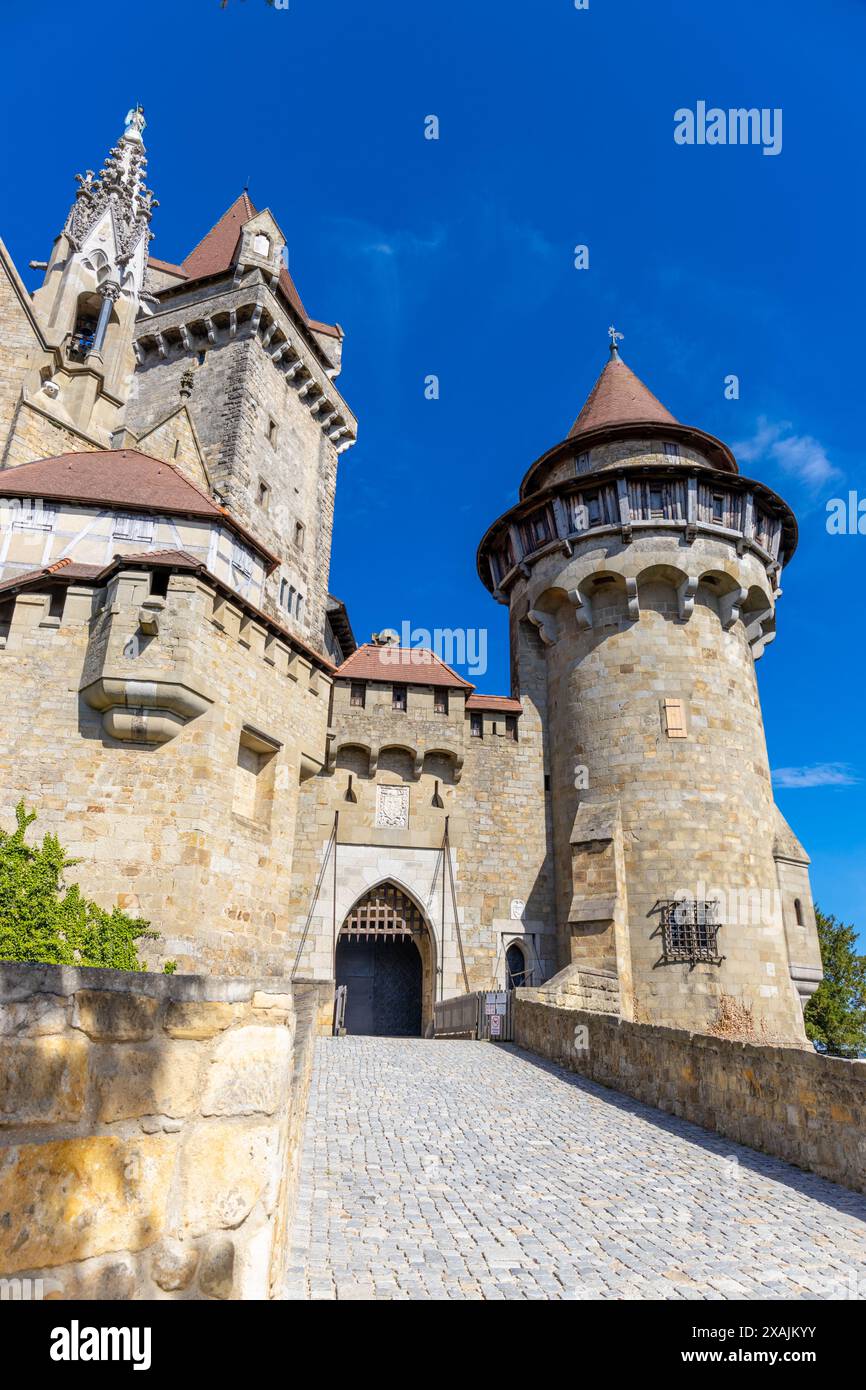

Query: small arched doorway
[506,941,529,990]
[335,883,433,1037]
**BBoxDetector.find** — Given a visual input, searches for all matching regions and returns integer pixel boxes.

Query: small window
[253,232,271,257]
[470,712,483,738]
[231,540,253,578]
[711,493,725,523]
[294,521,305,550]
[794,898,804,927]
[232,728,278,825]
[258,480,271,511]
[113,512,154,542]
[434,689,448,715]
[506,716,518,741]
[350,683,366,708]
[197,350,207,366]
[575,451,590,471]
[279,577,289,608]
[13,502,55,533]
[586,492,602,525]
[266,417,278,447]
[663,697,687,739]
[663,442,679,458]
[649,487,664,518]
[392,684,407,711]
[295,590,304,621]
[150,570,170,598]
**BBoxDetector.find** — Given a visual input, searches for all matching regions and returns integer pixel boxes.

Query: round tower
[477,333,819,1045]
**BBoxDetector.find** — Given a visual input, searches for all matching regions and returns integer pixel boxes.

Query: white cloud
[772,762,859,789]
[733,416,839,489]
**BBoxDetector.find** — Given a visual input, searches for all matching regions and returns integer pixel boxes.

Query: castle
[0,109,823,1046]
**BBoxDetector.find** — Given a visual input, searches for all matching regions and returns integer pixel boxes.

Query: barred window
[659,900,723,965]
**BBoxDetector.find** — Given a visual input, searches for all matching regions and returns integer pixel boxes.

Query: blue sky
[1,0,863,935]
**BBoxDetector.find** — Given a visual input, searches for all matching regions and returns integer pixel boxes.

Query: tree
[804,907,866,1059]
[0,802,159,971]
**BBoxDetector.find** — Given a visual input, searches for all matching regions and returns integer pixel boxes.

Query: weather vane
[608,324,624,358]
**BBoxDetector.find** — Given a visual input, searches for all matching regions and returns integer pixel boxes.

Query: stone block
[0,1035,88,1127]
[73,990,158,1042]
[0,1135,176,1273]
[201,1025,292,1117]
[0,994,68,1036]
[198,1236,235,1299]
[251,991,292,1011]
[91,1042,203,1123]
[151,1236,199,1292]
[163,1001,239,1040]
[177,1121,281,1235]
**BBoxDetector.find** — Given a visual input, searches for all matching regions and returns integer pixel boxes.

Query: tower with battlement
[477,335,822,1044]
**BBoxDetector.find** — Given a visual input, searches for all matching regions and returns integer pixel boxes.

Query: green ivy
[0,802,159,971]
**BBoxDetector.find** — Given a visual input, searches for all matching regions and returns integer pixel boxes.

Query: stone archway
[335,882,435,1037]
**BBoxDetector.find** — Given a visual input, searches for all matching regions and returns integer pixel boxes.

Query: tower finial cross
[608,324,624,358]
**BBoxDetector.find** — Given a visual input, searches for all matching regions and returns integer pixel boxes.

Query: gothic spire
[64,105,158,266]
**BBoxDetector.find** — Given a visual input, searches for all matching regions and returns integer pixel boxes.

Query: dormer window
[663,442,679,458]
[253,233,271,258]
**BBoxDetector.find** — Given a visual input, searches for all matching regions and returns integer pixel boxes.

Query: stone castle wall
[0,567,331,978]
[128,278,354,653]
[0,962,332,1298]
[513,997,866,1196]
[287,674,555,1008]
[510,527,815,1044]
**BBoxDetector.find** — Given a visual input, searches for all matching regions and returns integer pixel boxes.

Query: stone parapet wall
[513,997,866,1195]
[0,962,332,1299]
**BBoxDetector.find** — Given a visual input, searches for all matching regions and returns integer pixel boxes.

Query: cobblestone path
[285,1038,866,1300]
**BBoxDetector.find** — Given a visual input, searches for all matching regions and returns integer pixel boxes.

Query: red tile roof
[176,193,339,340]
[569,355,677,439]
[0,557,103,594]
[103,548,202,571]
[335,644,473,689]
[465,694,522,714]
[147,256,187,279]
[0,450,279,571]
[180,191,257,281]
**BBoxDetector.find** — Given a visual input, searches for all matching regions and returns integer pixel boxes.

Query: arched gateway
[335,882,435,1037]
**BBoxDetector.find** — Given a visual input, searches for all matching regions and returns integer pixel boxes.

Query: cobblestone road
[285,1038,866,1300]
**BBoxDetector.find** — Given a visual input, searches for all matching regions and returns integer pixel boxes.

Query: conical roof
[569,353,677,439]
